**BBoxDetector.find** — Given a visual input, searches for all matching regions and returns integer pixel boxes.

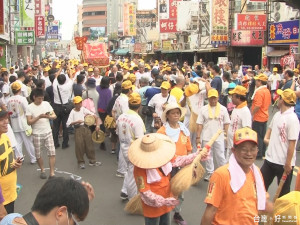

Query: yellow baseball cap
[254,74,268,82]
[10,67,14,70]
[11,82,21,91]
[1,68,7,72]
[129,73,136,83]
[121,80,132,90]
[43,66,50,72]
[88,68,93,72]
[184,83,199,97]
[293,68,299,73]
[161,81,171,90]
[277,89,296,105]
[73,96,83,104]
[228,85,247,96]
[234,127,258,146]
[273,67,278,72]
[83,63,88,67]
[207,89,219,98]
[128,93,141,105]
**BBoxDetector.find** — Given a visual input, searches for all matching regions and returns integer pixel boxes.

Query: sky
[52,0,156,40]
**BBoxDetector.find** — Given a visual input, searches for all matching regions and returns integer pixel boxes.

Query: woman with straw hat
[157,103,190,225]
[129,133,207,225]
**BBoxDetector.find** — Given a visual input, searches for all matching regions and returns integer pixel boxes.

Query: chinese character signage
[162,40,172,50]
[19,0,35,28]
[128,4,136,36]
[160,19,177,33]
[46,25,59,41]
[35,16,45,37]
[231,30,264,46]
[0,0,3,34]
[169,0,181,19]
[290,44,298,55]
[235,14,267,31]
[15,31,35,45]
[123,3,129,36]
[211,0,229,46]
[35,0,41,15]
[268,20,299,45]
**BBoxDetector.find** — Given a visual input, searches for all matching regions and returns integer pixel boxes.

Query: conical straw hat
[128,133,176,169]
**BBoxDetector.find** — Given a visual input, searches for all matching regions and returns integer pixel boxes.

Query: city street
[14,129,300,225]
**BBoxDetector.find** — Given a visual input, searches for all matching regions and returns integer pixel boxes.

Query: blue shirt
[138,86,151,106]
[282,79,295,90]
[145,87,161,105]
[211,76,222,97]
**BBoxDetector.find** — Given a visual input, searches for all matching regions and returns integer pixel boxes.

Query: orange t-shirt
[134,166,174,218]
[251,87,271,122]
[157,126,192,156]
[204,165,259,225]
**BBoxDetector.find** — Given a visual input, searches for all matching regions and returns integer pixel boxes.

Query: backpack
[82,89,96,113]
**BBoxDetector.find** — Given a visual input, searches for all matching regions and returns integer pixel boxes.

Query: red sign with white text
[160,19,177,33]
[169,0,181,19]
[35,16,45,37]
[231,30,264,46]
[236,14,267,31]
[35,0,42,15]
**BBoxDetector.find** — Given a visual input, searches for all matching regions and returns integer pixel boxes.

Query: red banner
[75,36,88,50]
[231,30,264,46]
[83,43,109,67]
[169,0,181,19]
[35,0,42,15]
[35,16,45,37]
[160,19,177,33]
[0,0,3,34]
[236,14,267,31]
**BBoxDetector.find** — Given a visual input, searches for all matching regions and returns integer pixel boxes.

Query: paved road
[14,135,300,225]
[13,106,300,225]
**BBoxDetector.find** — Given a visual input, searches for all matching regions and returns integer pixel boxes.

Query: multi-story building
[81,0,107,40]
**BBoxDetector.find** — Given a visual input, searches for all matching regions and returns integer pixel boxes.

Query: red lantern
[263,56,268,67]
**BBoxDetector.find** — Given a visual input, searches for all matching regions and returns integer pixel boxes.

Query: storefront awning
[115,48,129,56]
[267,50,289,57]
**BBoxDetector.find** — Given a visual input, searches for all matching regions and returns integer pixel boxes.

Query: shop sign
[269,20,299,45]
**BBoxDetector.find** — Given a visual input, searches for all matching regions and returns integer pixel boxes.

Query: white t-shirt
[66,107,94,127]
[41,76,52,89]
[6,124,17,148]
[53,77,73,104]
[112,94,129,120]
[2,82,10,103]
[265,108,300,166]
[268,74,281,91]
[26,101,54,134]
[7,95,29,132]
[148,93,177,120]
[188,90,206,115]
[227,104,252,150]
[116,110,145,154]
[196,104,231,142]
[222,81,229,95]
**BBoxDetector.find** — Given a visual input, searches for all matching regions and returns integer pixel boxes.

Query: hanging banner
[35,16,45,37]
[128,3,136,36]
[0,0,3,34]
[123,3,129,36]
[15,31,35,45]
[211,0,229,46]
[19,0,35,28]
[268,20,299,45]
[231,30,264,46]
[235,14,267,31]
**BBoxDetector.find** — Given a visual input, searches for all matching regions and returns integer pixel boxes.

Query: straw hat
[161,103,187,123]
[84,115,96,126]
[128,133,176,169]
[92,130,105,143]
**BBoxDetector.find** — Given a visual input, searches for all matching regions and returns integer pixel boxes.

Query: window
[234,0,241,12]
[247,2,265,11]
[82,11,105,17]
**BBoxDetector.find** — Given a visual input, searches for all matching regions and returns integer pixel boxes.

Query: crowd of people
[0,58,299,224]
